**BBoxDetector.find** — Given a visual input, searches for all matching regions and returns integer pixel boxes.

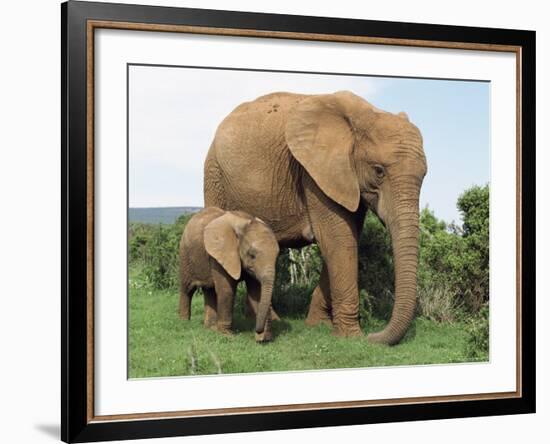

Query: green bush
[271,245,321,318]
[142,224,180,289]
[464,303,489,360]
[275,245,322,288]
[416,282,462,323]
[128,223,153,263]
[358,289,377,328]
[418,185,489,316]
[272,284,316,318]
[457,185,490,311]
[358,213,395,320]
[129,214,192,290]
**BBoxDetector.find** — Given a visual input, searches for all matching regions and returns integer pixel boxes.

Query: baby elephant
[179,207,280,342]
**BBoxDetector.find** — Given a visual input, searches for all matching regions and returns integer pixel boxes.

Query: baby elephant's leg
[179,285,194,320]
[211,262,237,335]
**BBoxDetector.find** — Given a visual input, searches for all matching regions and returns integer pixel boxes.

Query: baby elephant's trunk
[255,278,274,334]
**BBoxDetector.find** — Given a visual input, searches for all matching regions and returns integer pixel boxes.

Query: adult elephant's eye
[373,165,385,179]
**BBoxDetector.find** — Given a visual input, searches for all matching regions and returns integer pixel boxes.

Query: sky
[128,65,490,224]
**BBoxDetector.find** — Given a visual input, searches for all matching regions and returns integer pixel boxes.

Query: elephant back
[214,92,306,159]
[208,93,309,223]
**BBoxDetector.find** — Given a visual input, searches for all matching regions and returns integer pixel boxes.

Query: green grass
[129,266,488,378]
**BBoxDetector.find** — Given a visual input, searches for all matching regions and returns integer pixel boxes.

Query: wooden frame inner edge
[86,19,523,423]
[89,19,521,52]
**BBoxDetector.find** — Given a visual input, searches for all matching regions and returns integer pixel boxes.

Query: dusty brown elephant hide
[179,207,280,342]
[203,91,427,345]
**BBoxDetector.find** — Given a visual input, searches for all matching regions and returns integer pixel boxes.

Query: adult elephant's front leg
[305,206,366,329]
[319,237,362,336]
[304,178,363,337]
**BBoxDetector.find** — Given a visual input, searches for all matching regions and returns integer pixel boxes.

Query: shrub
[464,304,489,360]
[232,282,248,317]
[142,224,180,290]
[418,185,489,316]
[275,245,322,289]
[128,223,153,263]
[358,213,395,320]
[457,185,490,311]
[417,282,462,323]
[418,217,467,303]
[272,245,321,317]
[131,213,192,290]
[359,289,377,328]
[287,245,322,287]
[272,284,315,318]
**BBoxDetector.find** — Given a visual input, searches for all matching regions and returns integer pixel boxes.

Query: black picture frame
[61,1,536,442]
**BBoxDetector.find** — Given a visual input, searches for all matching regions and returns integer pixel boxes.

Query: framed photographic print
[61,1,535,442]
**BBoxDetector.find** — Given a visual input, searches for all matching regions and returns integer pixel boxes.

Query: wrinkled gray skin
[204,91,427,345]
[179,207,280,342]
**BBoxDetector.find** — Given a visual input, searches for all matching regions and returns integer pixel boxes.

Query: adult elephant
[203,91,427,345]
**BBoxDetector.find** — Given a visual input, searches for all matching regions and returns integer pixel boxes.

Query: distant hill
[129,207,202,224]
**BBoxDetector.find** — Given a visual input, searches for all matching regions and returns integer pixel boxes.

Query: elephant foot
[204,320,217,329]
[305,286,332,327]
[215,326,234,336]
[179,312,191,320]
[255,330,273,343]
[305,311,332,327]
[305,317,333,328]
[203,314,217,329]
[332,323,364,337]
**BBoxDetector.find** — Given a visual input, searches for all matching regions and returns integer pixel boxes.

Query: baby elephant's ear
[204,213,250,280]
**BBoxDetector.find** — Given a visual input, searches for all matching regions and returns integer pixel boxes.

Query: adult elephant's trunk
[368,191,420,345]
[255,278,274,334]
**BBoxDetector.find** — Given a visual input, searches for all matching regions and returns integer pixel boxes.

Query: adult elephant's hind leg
[305,262,332,327]
[203,288,217,329]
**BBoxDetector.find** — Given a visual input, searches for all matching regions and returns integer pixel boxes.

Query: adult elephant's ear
[204,213,251,280]
[285,92,361,212]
